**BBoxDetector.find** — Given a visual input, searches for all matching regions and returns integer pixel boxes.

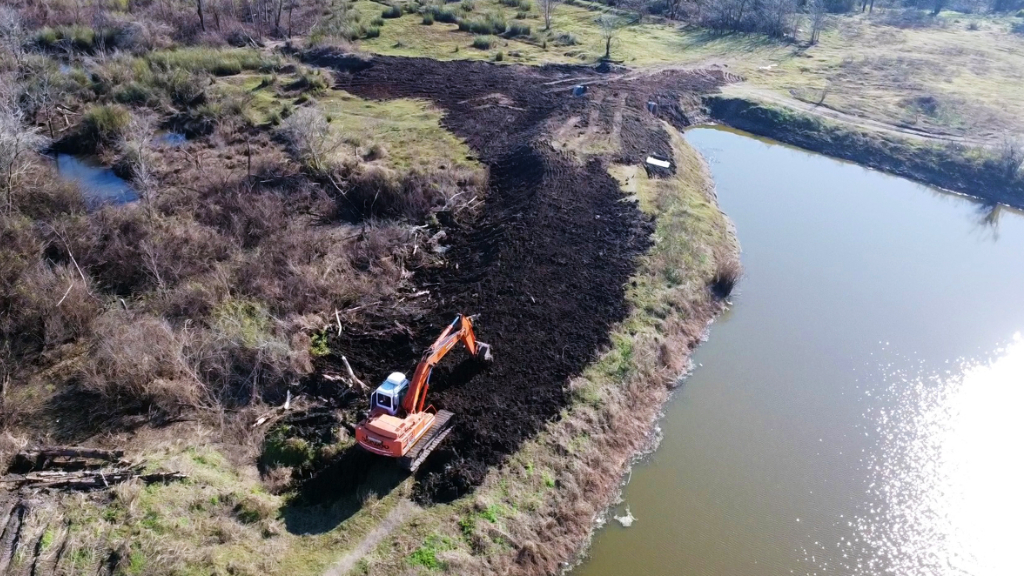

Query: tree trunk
[197,0,206,31]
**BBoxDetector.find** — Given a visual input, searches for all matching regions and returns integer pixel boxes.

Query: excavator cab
[370,372,410,416]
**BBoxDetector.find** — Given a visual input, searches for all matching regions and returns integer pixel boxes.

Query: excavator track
[399,410,455,473]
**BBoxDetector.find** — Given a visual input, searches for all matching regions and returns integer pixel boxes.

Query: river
[575,127,1024,576]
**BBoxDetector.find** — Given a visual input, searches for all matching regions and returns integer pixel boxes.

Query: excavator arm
[402,314,492,414]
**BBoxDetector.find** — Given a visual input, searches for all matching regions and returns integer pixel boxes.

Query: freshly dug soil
[303,53,729,502]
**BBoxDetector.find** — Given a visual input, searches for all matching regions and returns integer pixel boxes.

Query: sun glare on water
[850,333,1024,576]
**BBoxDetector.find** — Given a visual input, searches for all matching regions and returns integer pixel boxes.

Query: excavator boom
[403,314,491,414]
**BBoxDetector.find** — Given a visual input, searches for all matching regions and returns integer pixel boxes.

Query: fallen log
[0,468,187,491]
[17,448,124,462]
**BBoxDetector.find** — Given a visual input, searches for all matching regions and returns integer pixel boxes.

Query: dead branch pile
[2,447,186,491]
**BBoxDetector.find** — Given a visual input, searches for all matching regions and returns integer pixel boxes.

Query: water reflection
[843,334,1024,576]
[54,154,137,204]
[157,132,187,147]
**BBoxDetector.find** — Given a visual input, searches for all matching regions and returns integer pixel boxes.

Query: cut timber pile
[1,447,186,492]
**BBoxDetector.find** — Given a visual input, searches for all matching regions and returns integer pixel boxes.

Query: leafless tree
[543,0,556,31]
[0,7,24,65]
[700,0,796,38]
[197,0,207,31]
[809,0,826,44]
[666,0,685,18]
[599,13,623,60]
[0,103,48,215]
[997,136,1024,179]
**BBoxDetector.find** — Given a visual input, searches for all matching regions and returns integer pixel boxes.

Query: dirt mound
[303,53,727,502]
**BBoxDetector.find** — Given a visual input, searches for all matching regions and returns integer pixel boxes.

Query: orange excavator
[355,314,492,471]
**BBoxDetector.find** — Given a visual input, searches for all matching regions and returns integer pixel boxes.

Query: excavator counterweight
[355,314,491,471]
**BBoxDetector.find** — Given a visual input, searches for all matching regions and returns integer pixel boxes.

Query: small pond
[54,154,137,204]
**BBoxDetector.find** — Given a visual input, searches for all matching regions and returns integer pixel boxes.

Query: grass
[212,71,480,175]
[348,2,1024,141]
[147,47,280,76]
[407,534,458,569]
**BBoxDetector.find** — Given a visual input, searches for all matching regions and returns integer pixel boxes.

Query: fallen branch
[1,468,186,491]
[341,355,369,393]
[17,448,125,462]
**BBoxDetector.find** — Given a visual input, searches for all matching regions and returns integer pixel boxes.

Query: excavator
[355,314,492,472]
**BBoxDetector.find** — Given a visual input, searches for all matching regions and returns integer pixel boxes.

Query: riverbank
[337,124,739,575]
[705,96,1024,209]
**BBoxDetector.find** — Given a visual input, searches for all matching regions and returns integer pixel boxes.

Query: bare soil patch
[299,52,729,503]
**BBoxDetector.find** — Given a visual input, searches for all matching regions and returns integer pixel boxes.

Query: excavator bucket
[476,342,493,363]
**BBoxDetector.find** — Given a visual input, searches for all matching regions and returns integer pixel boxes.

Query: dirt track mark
[611,92,627,141]
[0,501,26,573]
[721,83,989,146]
[324,500,420,576]
[586,92,604,137]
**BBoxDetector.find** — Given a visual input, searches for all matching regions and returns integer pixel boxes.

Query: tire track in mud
[304,52,730,502]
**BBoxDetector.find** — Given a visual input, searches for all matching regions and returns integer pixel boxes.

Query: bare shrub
[71,207,233,295]
[710,255,742,299]
[117,113,158,197]
[0,7,25,65]
[276,106,343,174]
[194,185,292,248]
[11,163,84,219]
[20,262,100,348]
[83,312,208,414]
[700,0,798,38]
[0,217,98,354]
[0,102,48,214]
[879,8,944,29]
[188,303,299,406]
[338,165,485,222]
[996,137,1024,179]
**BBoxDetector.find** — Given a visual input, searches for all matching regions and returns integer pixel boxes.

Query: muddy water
[575,127,1024,576]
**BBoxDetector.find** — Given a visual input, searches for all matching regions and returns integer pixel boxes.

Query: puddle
[54,154,137,204]
[156,132,187,147]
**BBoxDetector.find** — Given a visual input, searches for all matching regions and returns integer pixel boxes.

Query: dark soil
[300,53,729,502]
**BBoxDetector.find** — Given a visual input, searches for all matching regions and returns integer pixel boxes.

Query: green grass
[213,70,480,175]
[147,47,280,76]
[81,103,131,142]
[317,91,480,174]
[407,534,457,570]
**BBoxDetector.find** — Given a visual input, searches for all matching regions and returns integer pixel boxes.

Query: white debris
[614,506,636,528]
[645,156,671,169]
